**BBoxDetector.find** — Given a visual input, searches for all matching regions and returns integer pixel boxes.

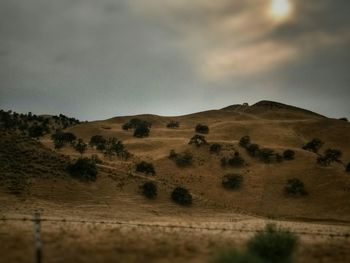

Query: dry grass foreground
[1,101,350,262]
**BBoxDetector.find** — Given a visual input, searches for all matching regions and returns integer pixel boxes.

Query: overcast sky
[0,0,349,120]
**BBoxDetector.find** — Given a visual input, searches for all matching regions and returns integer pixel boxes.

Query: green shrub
[166,121,179,128]
[28,125,46,138]
[171,187,192,206]
[136,161,156,175]
[284,178,308,196]
[133,124,150,138]
[339,117,348,122]
[188,134,207,147]
[195,124,209,134]
[247,224,298,263]
[317,149,342,166]
[210,143,222,153]
[73,139,87,155]
[239,136,251,148]
[141,181,157,199]
[222,174,243,190]
[210,250,264,263]
[68,158,97,181]
[122,118,151,130]
[302,138,323,153]
[247,143,260,157]
[228,153,245,168]
[283,150,295,160]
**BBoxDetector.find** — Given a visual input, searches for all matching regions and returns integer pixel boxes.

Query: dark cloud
[0,0,349,119]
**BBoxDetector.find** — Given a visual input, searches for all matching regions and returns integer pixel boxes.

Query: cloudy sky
[0,0,349,120]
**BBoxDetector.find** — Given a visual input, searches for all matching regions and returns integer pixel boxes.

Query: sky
[0,0,349,120]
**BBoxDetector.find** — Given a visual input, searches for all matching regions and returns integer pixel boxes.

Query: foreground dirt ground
[1,195,350,263]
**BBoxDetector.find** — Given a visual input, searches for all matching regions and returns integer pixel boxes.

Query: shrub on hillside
[227,153,245,167]
[89,135,106,147]
[247,143,260,157]
[347,162,350,173]
[68,158,97,181]
[122,118,151,130]
[339,117,348,122]
[222,174,243,190]
[166,121,179,128]
[259,148,275,163]
[239,136,251,148]
[28,125,46,138]
[283,149,295,160]
[302,138,323,153]
[136,161,156,175]
[317,149,342,166]
[169,151,193,167]
[195,124,209,134]
[141,181,157,199]
[133,124,150,138]
[188,134,207,147]
[247,224,298,263]
[284,178,308,196]
[210,143,222,153]
[104,138,130,159]
[171,187,192,206]
[73,139,87,156]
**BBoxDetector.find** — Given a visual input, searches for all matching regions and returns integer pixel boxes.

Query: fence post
[33,212,42,263]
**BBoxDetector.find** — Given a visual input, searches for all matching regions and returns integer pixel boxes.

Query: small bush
[227,154,245,168]
[259,148,275,163]
[339,117,348,122]
[317,149,342,166]
[141,181,157,199]
[28,125,46,138]
[136,161,155,175]
[247,143,260,157]
[239,136,251,148]
[188,134,207,147]
[73,139,87,155]
[171,187,192,206]
[122,118,151,130]
[166,121,179,128]
[302,138,323,153]
[283,150,295,160]
[195,124,209,134]
[247,224,298,263]
[170,151,193,167]
[222,174,243,190]
[284,178,308,196]
[68,158,97,181]
[89,135,106,147]
[346,162,350,172]
[210,143,222,153]
[133,125,150,138]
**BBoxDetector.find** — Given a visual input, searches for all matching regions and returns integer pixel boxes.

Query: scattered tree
[317,149,342,166]
[133,124,150,138]
[68,158,97,181]
[188,134,207,147]
[136,161,156,175]
[339,117,348,122]
[171,187,192,206]
[169,151,193,167]
[284,178,308,196]
[210,143,222,153]
[195,124,209,134]
[222,174,243,190]
[73,139,87,156]
[283,149,295,160]
[141,181,157,199]
[259,148,275,163]
[239,135,251,148]
[166,121,179,128]
[89,135,106,147]
[247,143,260,157]
[302,138,323,153]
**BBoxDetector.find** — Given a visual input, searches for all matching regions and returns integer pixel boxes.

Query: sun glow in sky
[269,0,293,20]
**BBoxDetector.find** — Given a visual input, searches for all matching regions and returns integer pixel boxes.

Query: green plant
[141,181,157,199]
[346,162,350,172]
[283,150,295,160]
[259,148,275,163]
[68,158,97,181]
[239,136,251,148]
[89,135,106,147]
[133,124,150,138]
[210,143,222,153]
[284,178,308,196]
[247,224,298,263]
[170,151,193,167]
[188,134,207,147]
[171,187,192,206]
[136,161,156,175]
[222,174,243,190]
[302,138,323,153]
[195,124,209,134]
[73,139,87,156]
